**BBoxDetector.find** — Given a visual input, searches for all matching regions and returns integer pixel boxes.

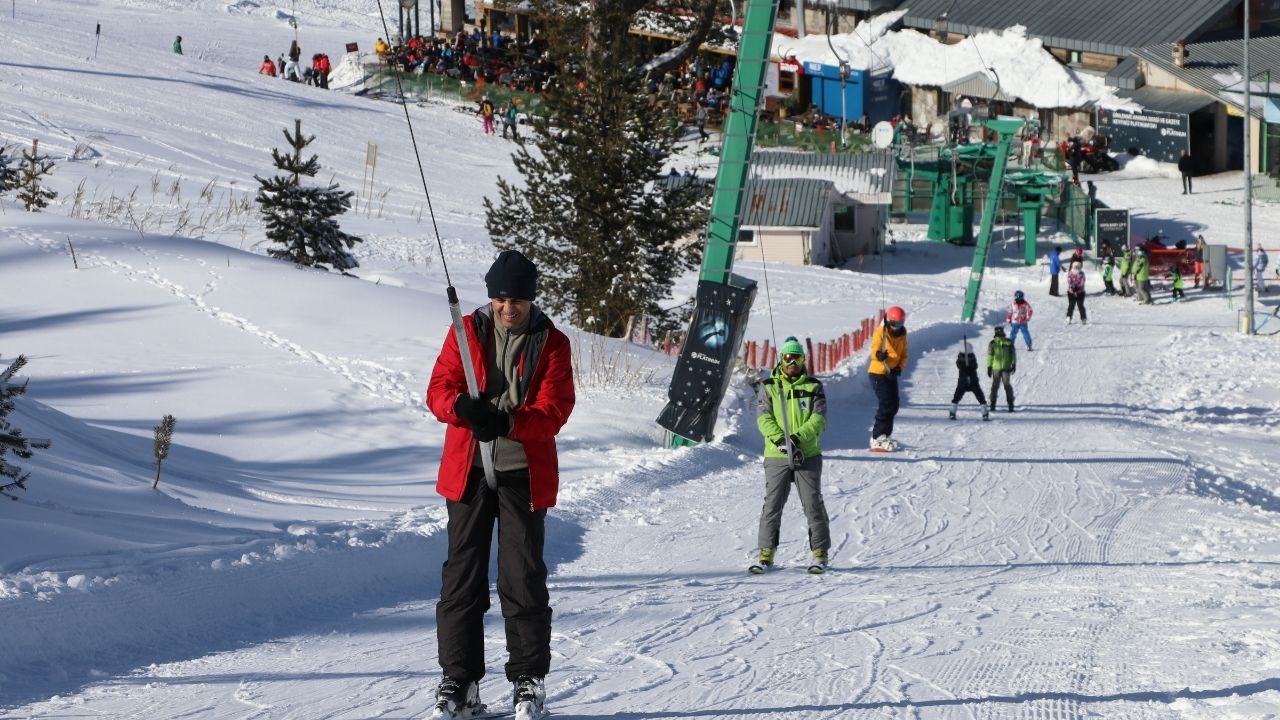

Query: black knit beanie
[485,250,537,301]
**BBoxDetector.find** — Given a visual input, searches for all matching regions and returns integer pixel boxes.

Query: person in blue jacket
[1047,246,1064,297]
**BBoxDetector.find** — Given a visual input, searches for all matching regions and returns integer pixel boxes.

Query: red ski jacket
[426,306,575,509]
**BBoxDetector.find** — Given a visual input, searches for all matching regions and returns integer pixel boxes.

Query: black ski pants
[1049,272,1060,296]
[869,372,900,439]
[950,372,987,406]
[1067,292,1087,321]
[437,466,550,683]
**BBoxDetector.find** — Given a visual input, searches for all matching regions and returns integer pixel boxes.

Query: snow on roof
[776,16,1140,111]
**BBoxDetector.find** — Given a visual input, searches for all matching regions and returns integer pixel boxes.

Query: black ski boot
[513,675,546,719]
[430,677,482,719]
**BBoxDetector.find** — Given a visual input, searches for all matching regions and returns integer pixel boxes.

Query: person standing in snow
[695,104,710,143]
[1066,262,1088,324]
[173,35,183,55]
[501,100,519,140]
[1194,235,1208,288]
[752,337,831,574]
[1102,257,1117,296]
[480,96,496,135]
[1256,246,1270,293]
[1047,246,1064,297]
[1178,148,1194,194]
[987,326,1017,413]
[1170,262,1186,302]
[1067,136,1083,186]
[949,339,989,421]
[424,250,575,720]
[868,306,908,451]
[284,40,301,82]
[1006,291,1033,351]
[1133,247,1153,305]
[1117,246,1134,298]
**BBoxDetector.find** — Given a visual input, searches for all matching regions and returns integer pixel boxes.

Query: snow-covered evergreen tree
[1,355,52,500]
[254,119,362,271]
[0,144,19,197]
[16,139,57,212]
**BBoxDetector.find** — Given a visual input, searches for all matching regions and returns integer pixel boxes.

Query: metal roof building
[740,178,836,228]
[748,149,897,203]
[1134,35,1280,118]
[898,0,1242,58]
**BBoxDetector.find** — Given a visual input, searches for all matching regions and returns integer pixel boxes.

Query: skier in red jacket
[425,249,575,720]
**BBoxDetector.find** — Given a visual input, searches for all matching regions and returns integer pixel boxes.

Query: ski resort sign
[1095,107,1188,164]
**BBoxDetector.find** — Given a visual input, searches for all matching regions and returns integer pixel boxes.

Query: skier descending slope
[868,307,909,451]
[749,337,831,575]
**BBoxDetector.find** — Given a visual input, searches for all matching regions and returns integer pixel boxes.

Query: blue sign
[804,63,900,125]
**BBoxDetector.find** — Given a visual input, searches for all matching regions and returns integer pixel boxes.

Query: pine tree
[255,119,362,271]
[483,1,708,337]
[0,144,19,197]
[0,355,52,500]
[17,139,57,212]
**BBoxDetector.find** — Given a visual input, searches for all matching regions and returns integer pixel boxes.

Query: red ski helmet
[885,306,906,324]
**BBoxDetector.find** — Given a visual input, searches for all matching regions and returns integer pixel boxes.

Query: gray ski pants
[757,456,830,552]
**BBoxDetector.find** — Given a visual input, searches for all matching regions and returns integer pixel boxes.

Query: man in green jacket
[987,326,1017,413]
[1133,247,1152,305]
[752,336,830,574]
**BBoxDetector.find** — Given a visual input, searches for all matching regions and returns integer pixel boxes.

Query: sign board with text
[1095,107,1188,164]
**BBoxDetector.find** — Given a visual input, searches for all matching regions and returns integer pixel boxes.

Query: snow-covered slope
[4,1,1280,718]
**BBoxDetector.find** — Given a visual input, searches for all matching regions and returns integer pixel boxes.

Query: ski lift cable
[373,0,498,490]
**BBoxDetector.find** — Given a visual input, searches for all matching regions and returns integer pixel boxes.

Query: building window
[1068,50,1083,66]
[777,0,792,21]
[778,71,796,94]
[738,229,758,246]
[833,206,855,232]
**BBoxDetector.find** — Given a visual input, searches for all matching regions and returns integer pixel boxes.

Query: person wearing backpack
[501,100,519,140]
[949,340,989,421]
[1066,262,1087,324]
[987,326,1017,413]
[480,96,496,135]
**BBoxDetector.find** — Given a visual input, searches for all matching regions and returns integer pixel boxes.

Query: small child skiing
[1006,290,1033,350]
[987,326,1017,413]
[1102,257,1117,295]
[949,340,989,421]
[1170,262,1186,301]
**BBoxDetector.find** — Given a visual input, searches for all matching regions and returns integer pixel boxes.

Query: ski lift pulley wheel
[400,0,417,9]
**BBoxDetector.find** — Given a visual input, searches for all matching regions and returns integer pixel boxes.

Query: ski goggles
[781,353,805,366]
[886,320,904,329]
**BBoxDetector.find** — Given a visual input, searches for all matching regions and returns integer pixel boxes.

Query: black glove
[875,350,888,361]
[454,394,492,426]
[472,409,511,443]
[987,367,993,378]
[789,444,804,467]
[890,367,901,377]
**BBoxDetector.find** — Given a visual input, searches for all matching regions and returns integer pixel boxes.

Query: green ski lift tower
[656,0,779,446]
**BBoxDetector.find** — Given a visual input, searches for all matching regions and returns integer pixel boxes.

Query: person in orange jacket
[424,250,575,720]
[258,54,277,76]
[868,306,909,451]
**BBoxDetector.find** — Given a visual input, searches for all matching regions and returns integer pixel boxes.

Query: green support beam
[698,0,777,285]
[961,118,1025,323]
